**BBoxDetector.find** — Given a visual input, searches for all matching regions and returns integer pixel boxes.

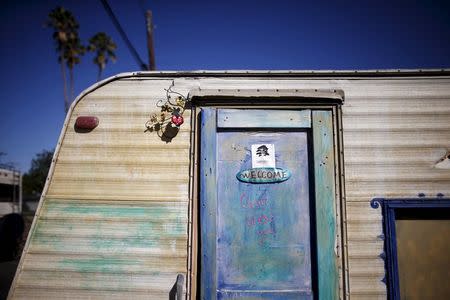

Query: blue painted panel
[201,108,339,299]
[218,109,311,128]
[216,131,312,298]
[200,108,218,300]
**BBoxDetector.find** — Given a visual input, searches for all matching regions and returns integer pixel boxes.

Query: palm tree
[47,7,84,113]
[64,36,85,105]
[88,32,117,81]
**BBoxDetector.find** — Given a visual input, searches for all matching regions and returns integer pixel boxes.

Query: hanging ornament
[145,82,188,138]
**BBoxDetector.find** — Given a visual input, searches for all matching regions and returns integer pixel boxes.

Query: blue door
[200,109,316,299]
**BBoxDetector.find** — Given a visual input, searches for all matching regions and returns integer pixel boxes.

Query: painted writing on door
[240,191,276,245]
[217,131,312,294]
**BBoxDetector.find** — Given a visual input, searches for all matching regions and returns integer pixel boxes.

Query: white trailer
[8,69,450,300]
[0,167,22,216]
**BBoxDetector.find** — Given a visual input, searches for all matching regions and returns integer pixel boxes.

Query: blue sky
[1,0,450,172]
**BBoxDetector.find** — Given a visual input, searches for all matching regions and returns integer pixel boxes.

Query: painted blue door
[201,109,314,299]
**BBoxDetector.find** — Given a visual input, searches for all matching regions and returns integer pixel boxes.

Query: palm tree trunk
[97,66,102,82]
[60,53,69,113]
[69,67,74,110]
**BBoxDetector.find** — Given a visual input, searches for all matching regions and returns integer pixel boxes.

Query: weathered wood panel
[218,109,311,128]
[199,108,218,299]
[313,111,339,300]
[216,130,312,298]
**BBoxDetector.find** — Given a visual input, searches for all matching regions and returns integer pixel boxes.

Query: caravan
[8,69,450,299]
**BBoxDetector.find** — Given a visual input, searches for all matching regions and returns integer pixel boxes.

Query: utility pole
[146,10,156,70]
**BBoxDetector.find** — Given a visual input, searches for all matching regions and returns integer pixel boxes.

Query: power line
[100,0,148,70]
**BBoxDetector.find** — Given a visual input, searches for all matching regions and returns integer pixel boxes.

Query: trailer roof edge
[70,68,450,113]
[128,68,450,78]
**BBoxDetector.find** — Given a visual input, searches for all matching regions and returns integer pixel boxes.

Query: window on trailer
[395,207,450,299]
[373,198,450,300]
[0,183,19,203]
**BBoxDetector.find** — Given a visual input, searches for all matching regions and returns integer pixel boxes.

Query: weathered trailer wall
[10,74,450,299]
[10,78,192,299]
[337,78,450,299]
[181,76,450,299]
[185,76,450,299]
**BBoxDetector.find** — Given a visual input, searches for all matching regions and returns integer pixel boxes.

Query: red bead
[171,115,184,126]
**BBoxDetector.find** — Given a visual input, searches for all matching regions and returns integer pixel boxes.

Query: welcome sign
[236,167,291,183]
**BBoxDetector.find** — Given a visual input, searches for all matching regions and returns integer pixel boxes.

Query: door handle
[169,274,184,300]
[176,274,184,300]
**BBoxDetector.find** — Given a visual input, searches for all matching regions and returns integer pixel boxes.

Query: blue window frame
[371,196,450,300]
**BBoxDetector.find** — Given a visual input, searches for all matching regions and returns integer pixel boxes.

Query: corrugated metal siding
[11,79,190,299]
[10,74,450,299]
[342,79,450,299]
[188,77,450,299]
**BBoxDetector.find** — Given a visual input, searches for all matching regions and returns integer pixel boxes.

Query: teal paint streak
[236,244,307,282]
[88,236,159,250]
[174,216,187,235]
[59,257,142,273]
[31,231,161,250]
[313,110,338,300]
[43,200,172,218]
[31,200,186,253]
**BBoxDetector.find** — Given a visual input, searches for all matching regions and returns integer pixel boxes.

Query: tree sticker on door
[252,144,275,168]
[256,145,269,156]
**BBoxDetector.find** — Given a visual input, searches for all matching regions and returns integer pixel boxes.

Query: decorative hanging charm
[145,82,188,140]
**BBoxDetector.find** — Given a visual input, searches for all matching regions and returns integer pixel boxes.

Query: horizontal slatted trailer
[8,69,450,299]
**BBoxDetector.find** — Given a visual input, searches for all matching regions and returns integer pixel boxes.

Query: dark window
[371,197,450,300]
[0,183,19,202]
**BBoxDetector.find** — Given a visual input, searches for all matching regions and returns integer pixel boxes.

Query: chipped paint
[202,108,314,299]
[313,110,339,300]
